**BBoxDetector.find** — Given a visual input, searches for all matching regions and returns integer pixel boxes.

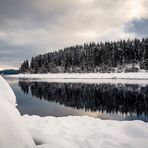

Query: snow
[1,75,148,148]
[0,76,35,148]
[23,115,148,148]
[0,76,16,106]
[6,72,148,85]
[6,72,148,80]
[7,77,148,85]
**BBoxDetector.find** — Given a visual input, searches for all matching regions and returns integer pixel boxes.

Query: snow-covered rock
[24,115,148,148]
[0,76,35,148]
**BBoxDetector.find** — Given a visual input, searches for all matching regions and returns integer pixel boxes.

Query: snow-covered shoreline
[1,75,148,148]
[6,72,148,80]
[6,72,148,85]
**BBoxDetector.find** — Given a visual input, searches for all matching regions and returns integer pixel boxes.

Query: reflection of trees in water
[19,81,148,116]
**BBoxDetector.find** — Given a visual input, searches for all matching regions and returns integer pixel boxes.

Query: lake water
[6,78,148,122]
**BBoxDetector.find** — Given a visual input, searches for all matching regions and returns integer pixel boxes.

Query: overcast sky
[0,0,148,70]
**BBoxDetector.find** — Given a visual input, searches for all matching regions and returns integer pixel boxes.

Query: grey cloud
[0,40,43,69]
[0,0,148,69]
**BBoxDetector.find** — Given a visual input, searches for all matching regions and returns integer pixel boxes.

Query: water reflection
[19,81,148,118]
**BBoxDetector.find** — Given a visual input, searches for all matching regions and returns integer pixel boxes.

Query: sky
[0,0,148,70]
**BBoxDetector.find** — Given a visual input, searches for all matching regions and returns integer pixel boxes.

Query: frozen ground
[1,75,148,148]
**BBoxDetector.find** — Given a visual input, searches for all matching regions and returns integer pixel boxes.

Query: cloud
[0,0,148,69]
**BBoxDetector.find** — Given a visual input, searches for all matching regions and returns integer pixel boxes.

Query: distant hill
[0,69,19,75]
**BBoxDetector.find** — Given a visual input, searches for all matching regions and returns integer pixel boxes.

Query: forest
[20,38,148,73]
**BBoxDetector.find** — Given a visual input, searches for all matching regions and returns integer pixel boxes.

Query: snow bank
[0,76,35,148]
[0,76,16,106]
[23,115,148,148]
[7,72,148,80]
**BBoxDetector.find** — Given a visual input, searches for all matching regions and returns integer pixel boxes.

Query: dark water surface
[6,78,148,122]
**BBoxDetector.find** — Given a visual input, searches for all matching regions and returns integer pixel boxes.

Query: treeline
[20,38,148,73]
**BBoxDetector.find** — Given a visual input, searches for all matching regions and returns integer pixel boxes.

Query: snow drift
[0,76,35,148]
[24,115,148,148]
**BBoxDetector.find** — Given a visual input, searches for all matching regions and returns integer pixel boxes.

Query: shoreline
[5,72,148,85]
[5,72,148,80]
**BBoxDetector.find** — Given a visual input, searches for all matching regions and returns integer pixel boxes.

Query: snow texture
[0,76,35,148]
[23,115,148,148]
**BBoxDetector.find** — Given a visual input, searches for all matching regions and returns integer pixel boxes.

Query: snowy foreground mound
[1,75,148,148]
[0,75,16,106]
[23,115,148,148]
[0,76,35,148]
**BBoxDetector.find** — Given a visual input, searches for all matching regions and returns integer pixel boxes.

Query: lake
[6,77,148,122]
